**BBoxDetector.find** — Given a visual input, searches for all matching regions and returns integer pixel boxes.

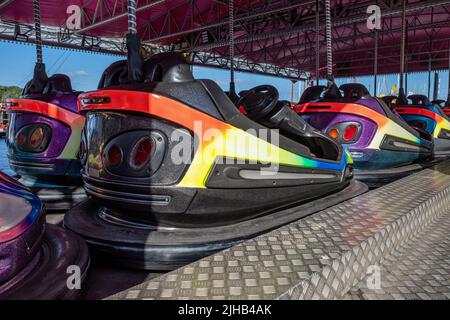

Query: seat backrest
[432,99,445,107]
[98,53,194,89]
[97,60,127,89]
[299,85,327,103]
[21,63,48,95]
[323,83,342,99]
[408,94,431,106]
[340,83,371,99]
[43,74,73,94]
[143,52,194,83]
[380,95,397,107]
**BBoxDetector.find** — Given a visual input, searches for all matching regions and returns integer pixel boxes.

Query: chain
[229,0,235,84]
[128,0,137,34]
[33,0,42,63]
[324,0,333,82]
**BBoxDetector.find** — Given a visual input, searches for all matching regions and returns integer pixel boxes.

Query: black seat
[23,73,73,95]
[299,85,327,103]
[340,83,371,99]
[22,64,74,95]
[98,53,195,89]
[432,99,445,107]
[380,95,397,107]
[323,83,342,99]
[143,53,194,83]
[408,94,431,106]
[97,60,127,89]
[22,63,48,95]
[43,74,73,94]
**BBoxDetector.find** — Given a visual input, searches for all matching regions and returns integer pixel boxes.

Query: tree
[0,85,22,101]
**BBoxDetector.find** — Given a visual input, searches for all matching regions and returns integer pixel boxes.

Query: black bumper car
[64,37,367,270]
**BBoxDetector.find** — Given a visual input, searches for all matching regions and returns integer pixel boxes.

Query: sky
[0,41,448,101]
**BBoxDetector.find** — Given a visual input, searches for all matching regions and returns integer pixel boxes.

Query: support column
[446,42,450,107]
[398,0,407,104]
[315,0,320,86]
[290,80,298,105]
[374,30,378,96]
[428,40,432,99]
[433,72,439,101]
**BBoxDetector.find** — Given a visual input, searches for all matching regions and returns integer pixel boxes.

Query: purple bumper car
[295,84,433,187]
[6,73,87,211]
[0,171,89,299]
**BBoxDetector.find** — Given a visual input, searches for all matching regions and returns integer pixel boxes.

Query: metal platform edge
[107,160,450,300]
[344,209,450,300]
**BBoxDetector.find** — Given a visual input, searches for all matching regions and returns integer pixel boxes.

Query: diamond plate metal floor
[108,161,450,300]
[344,210,450,300]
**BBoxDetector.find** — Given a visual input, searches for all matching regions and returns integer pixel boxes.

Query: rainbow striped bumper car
[439,100,450,117]
[0,171,89,299]
[393,94,450,157]
[6,69,86,211]
[295,84,433,187]
[0,103,7,136]
[64,50,366,270]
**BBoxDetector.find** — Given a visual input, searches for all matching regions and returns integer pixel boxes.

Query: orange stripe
[6,98,82,126]
[79,90,230,132]
[393,107,445,122]
[294,102,388,127]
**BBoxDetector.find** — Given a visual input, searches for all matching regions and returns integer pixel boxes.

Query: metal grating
[344,210,450,300]
[108,161,450,300]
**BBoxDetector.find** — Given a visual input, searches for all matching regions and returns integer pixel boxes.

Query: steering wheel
[237,85,279,120]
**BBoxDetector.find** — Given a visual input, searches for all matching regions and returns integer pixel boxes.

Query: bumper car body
[0,103,7,135]
[5,74,87,210]
[295,84,433,186]
[65,53,367,269]
[0,171,89,299]
[393,95,450,157]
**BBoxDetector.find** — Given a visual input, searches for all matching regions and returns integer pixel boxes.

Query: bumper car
[432,99,445,108]
[294,83,434,187]
[0,171,89,299]
[64,36,366,270]
[0,102,7,136]
[5,65,87,211]
[393,94,450,157]
[434,99,450,117]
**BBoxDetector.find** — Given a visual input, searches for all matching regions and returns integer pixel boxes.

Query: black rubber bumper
[63,180,367,271]
[0,224,90,300]
[354,159,438,188]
